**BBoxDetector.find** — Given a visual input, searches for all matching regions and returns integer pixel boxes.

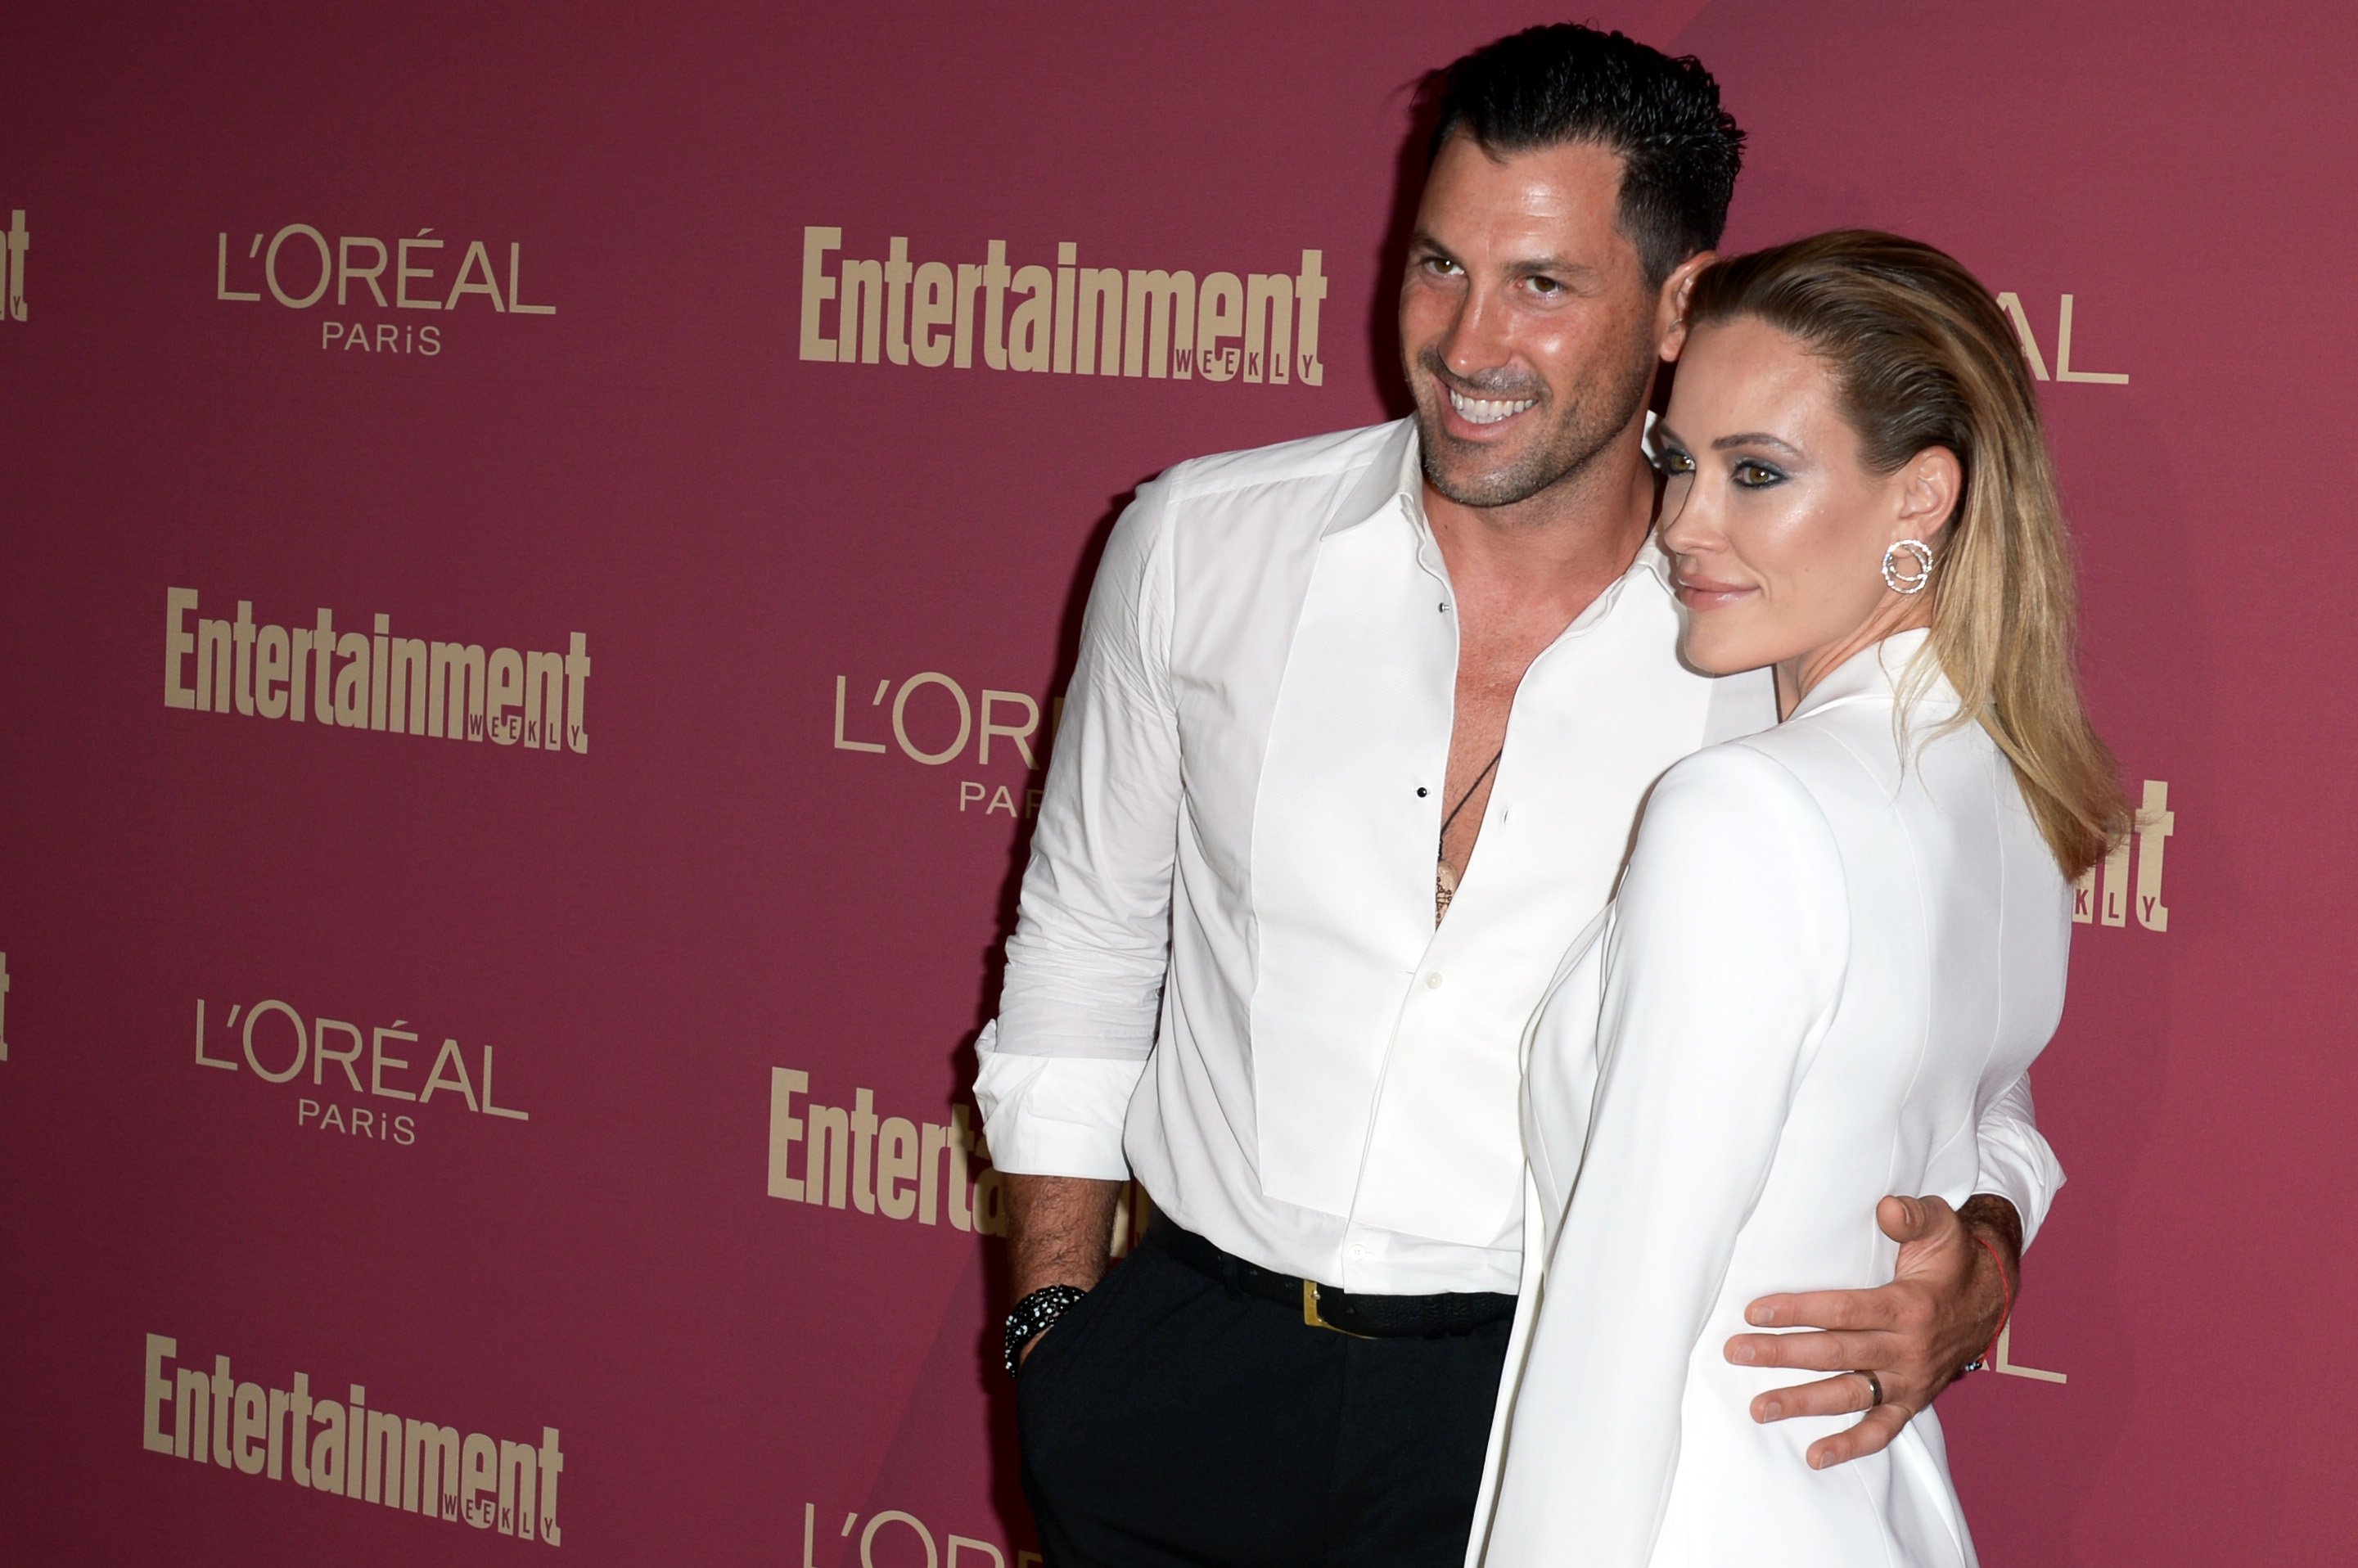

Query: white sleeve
[1486,745,1847,1567]
[972,475,1181,1179]
[1971,1070,2065,1250]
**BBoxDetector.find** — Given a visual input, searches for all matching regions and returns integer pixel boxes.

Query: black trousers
[1017,1227,1512,1568]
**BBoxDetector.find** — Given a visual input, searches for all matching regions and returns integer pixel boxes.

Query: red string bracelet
[1968,1232,2013,1372]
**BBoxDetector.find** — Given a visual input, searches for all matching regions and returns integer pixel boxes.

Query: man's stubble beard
[1413,344,1657,513]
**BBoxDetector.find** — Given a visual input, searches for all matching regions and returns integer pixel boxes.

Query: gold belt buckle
[1301,1280,1375,1339]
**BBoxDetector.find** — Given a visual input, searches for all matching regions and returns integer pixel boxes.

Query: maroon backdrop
[3,2,2353,1562]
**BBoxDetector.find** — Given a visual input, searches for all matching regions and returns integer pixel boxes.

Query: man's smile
[1445,385,1539,426]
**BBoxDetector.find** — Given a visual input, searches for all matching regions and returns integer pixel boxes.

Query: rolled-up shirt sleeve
[1972,1070,2065,1250]
[973,474,1182,1179]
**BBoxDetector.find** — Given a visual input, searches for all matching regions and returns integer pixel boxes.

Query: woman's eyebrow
[1711,431,1802,456]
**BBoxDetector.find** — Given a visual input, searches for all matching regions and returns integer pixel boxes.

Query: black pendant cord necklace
[1439,745,1505,853]
[1434,745,1504,922]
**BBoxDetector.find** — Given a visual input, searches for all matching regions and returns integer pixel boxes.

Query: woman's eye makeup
[1731,458,1788,488]
[1653,444,1696,475]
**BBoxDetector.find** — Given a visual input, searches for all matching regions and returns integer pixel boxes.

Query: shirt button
[1349,1244,1368,1260]
[1426,971,1444,989]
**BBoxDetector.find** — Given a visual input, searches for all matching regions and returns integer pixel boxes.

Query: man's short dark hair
[1428,24,1746,286]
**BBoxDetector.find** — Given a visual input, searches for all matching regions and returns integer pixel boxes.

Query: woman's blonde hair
[1685,229,2129,877]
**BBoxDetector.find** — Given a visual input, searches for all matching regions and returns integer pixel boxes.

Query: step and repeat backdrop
[2,2,2351,1563]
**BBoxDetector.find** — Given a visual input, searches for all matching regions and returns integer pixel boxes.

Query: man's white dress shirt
[975,418,2061,1296]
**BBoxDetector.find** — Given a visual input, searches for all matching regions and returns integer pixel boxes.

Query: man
[976,25,2060,1568]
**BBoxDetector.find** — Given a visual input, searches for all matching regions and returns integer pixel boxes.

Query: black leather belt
[1148,1219,1515,1339]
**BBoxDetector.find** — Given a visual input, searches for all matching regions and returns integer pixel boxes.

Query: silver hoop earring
[1882,539,1936,596]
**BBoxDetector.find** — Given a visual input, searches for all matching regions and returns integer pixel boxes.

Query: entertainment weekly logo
[800,227,1329,386]
[765,1066,1149,1255]
[214,221,554,357]
[0,209,27,323]
[2075,780,2175,932]
[142,1334,565,1546]
[769,1068,1005,1234]
[165,588,590,755]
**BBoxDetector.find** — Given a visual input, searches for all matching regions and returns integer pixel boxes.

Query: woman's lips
[1675,577,1756,611]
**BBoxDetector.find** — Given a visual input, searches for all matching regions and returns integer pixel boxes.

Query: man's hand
[1723,1192,2020,1469]
[1008,1174,1123,1366]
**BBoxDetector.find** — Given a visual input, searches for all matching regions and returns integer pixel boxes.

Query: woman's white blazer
[1472,629,2072,1567]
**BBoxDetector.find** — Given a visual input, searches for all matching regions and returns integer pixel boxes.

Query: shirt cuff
[1974,1118,2066,1251]
[972,1021,1143,1181]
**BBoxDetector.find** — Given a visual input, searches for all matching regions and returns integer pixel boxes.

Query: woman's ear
[1895,447,1963,549]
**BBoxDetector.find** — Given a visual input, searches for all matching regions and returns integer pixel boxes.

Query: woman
[1471,231,2128,1566]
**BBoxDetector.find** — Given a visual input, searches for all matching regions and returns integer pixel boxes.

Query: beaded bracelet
[1003,1284,1090,1378]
